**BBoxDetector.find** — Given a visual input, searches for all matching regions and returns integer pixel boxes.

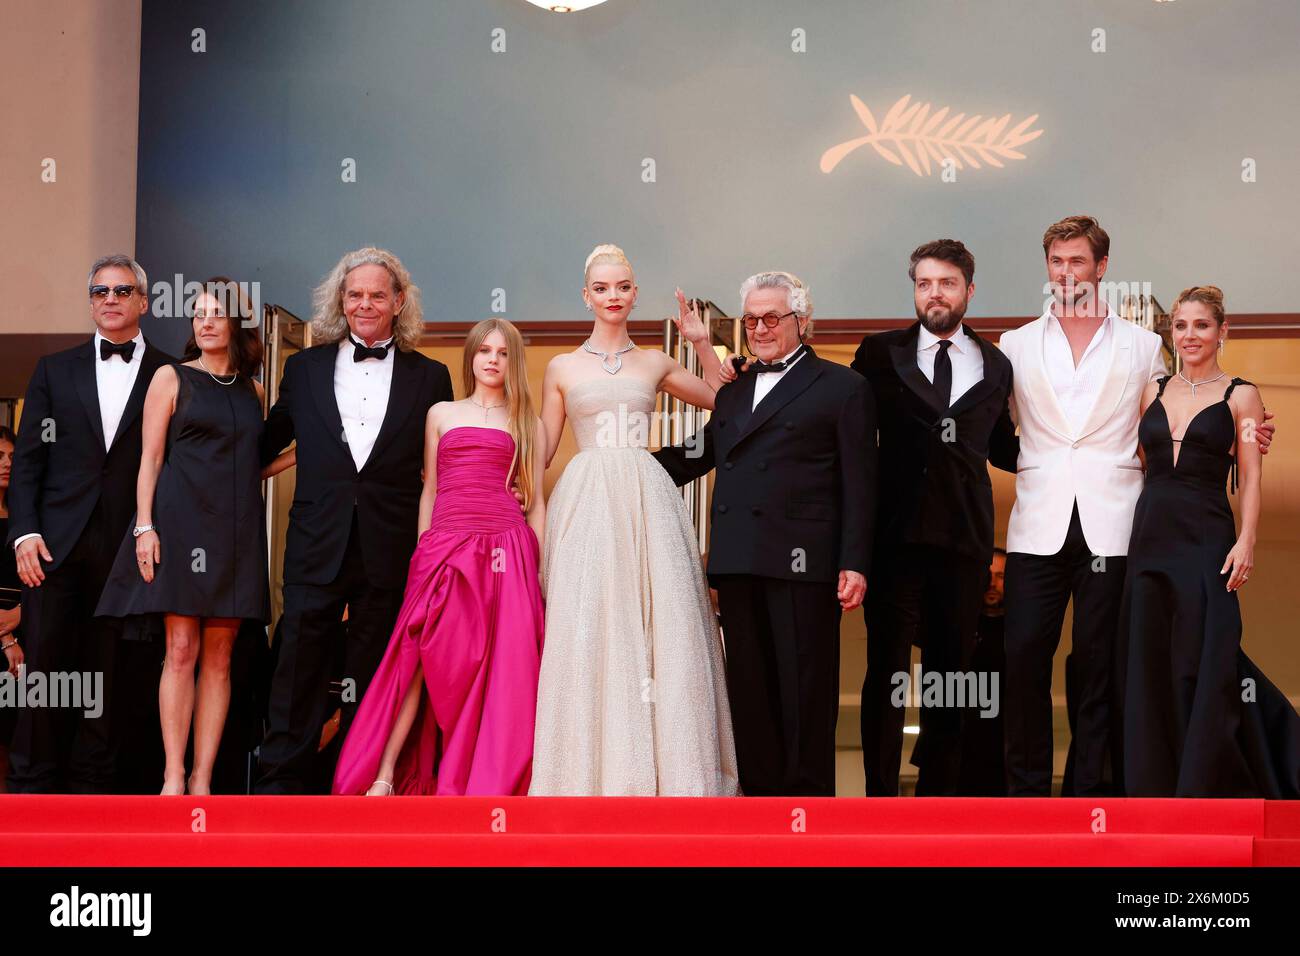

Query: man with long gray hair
[256,247,453,793]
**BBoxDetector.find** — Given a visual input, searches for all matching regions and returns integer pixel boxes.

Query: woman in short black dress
[97,278,290,795]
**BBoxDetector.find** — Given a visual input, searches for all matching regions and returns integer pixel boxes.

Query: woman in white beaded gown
[530,244,739,795]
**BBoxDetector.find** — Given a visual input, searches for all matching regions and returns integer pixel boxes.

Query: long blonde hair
[312,247,425,351]
[462,319,539,510]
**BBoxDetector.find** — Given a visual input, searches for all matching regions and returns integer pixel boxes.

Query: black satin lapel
[729,372,757,438]
[948,327,1007,417]
[73,342,106,450]
[109,346,165,447]
[891,340,943,415]
[364,349,417,468]
[733,350,823,448]
[948,375,1000,418]
[309,345,350,458]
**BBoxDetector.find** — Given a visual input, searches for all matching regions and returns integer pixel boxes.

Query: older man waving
[656,271,876,796]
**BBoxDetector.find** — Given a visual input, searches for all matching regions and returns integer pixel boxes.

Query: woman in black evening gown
[1119,286,1300,797]
[97,278,290,795]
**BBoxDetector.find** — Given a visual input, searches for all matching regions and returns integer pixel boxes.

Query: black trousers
[1003,504,1126,797]
[712,574,841,797]
[6,501,127,793]
[256,512,405,794]
[957,613,1007,796]
[861,543,985,796]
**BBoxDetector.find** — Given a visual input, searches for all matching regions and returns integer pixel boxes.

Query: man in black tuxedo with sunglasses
[255,248,452,794]
[655,271,875,797]
[6,255,173,792]
[852,239,1019,796]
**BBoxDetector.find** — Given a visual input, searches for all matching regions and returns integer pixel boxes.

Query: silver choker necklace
[582,338,637,375]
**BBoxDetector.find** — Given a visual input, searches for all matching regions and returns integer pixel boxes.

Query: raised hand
[673,288,708,345]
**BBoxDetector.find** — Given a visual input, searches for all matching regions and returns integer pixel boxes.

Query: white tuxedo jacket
[1001,311,1165,556]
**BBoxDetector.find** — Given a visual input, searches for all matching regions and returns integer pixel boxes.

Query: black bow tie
[351,336,392,362]
[753,346,806,373]
[99,339,136,362]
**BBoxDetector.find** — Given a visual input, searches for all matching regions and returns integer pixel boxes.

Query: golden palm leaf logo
[820,94,1044,177]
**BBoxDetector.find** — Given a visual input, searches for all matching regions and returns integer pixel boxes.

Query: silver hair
[739,271,813,330]
[88,254,148,294]
[311,247,425,351]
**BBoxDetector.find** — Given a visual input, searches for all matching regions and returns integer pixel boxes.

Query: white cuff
[11,533,42,551]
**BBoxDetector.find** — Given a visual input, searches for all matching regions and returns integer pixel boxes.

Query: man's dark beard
[917,298,968,334]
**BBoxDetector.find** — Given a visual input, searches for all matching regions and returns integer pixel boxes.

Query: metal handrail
[660,300,738,555]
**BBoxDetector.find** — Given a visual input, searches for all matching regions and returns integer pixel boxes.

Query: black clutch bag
[0,586,19,611]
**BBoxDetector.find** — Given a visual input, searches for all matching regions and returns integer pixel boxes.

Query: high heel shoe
[366,779,394,796]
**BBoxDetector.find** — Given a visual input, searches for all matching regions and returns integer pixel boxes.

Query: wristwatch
[132,524,157,538]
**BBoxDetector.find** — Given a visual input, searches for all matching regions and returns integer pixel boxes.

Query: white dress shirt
[1042,306,1119,434]
[917,324,984,404]
[752,344,808,411]
[334,334,395,470]
[94,330,145,450]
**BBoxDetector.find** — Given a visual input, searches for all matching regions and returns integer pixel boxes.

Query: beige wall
[2,0,141,335]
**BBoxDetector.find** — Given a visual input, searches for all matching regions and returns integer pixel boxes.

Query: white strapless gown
[530,377,740,795]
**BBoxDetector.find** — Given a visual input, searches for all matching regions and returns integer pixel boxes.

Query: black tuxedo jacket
[654,347,876,584]
[261,343,453,589]
[851,322,1017,563]
[5,338,173,570]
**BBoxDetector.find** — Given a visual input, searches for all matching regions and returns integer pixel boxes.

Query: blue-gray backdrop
[136,0,1300,353]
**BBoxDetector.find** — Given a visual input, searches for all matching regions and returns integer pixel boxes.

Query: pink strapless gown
[332,426,544,795]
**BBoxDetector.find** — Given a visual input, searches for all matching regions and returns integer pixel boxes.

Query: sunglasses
[741,311,797,330]
[89,284,138,300]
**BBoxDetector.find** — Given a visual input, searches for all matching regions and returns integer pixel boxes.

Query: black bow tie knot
[99,339,136,362]
[351,336,392,362]
[752,346,806,374]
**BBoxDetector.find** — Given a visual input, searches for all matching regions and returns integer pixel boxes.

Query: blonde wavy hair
[311,247,425,350]
[462,319,539,511]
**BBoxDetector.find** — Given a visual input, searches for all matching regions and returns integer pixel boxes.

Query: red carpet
[1,796,1296,866]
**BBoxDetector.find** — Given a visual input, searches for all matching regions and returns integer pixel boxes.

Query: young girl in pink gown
[333,319,546,796]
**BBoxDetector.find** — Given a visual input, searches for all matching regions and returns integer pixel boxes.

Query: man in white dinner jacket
[998,215,1273,798]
